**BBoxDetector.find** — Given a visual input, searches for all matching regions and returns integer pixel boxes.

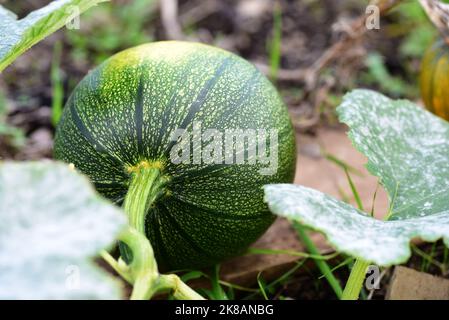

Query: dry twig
[255,0,403,88]
[160,0,184,40]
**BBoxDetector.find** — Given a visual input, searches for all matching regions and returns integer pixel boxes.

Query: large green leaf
[0,0,107,72]
[0,162,126,299]
[264,89,449,266]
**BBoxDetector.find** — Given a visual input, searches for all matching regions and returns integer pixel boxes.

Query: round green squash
[420,39,449,121]
[54,41,296,270]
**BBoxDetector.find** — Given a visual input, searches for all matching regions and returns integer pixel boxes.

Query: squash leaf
[264,89,449,266]
[0,162,126,299]
[0,0,107,72]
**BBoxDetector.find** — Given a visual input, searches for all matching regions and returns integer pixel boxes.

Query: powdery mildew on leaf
[338,89,449,220]
[264,184,449,266]
[264,90,449,266]
[0,162,125,299]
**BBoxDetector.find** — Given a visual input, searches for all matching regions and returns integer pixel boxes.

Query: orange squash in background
[420,39,449,121]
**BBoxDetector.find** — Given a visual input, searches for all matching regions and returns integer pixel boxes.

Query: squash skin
[420,39,449,121]
[54,41,296,270]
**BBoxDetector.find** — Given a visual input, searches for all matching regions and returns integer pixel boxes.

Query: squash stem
[119,227,159,300]
[114,226,204,300]
[121,161,166,300]
[341,258,370,300]
[124,161,167,234]
[118,162,203,300]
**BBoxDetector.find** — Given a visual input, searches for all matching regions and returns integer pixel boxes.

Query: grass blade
[293,221,343,298]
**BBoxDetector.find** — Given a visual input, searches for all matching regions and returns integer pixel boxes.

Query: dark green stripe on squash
[54,41,297,270]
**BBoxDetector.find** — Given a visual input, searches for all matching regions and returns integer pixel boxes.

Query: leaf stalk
[341,258,370,300]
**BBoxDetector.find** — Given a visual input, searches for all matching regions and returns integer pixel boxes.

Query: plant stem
[102,227,204,300]
[117,161,204,300]
[120,161,166,262]
[124,161,166,234]
[293,222,343,299]
[158,274,206,300]
[341,258,370,300]
[100,250,133,283]
[118,227,159,300]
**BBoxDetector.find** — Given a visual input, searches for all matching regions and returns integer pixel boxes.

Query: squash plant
[0,0,127,300]
[53,41,296,270]
[8,0,449,301]
[0,1,207,300]
[420,38,449,120]
[419,0,449,120]
[265,89,449,300]
[0,161,204,300]
[0,0,296,299]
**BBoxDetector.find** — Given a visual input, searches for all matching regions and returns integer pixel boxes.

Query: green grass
[256,272,269,300]
[361,53,416,98]
[444,246,448,267]
[412,243,448,275]
[65,0,157,65]
[51,41,64,127]
[0,91,25,149]
[247,247,339,260]
[324,152,363,177]
[268,0,282,83]
[191,265,230,300]
[244,260,306,300]
[293,222,343,298]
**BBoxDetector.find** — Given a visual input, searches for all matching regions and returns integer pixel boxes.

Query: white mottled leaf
[338,89,449,221]
[264,89,449,266]
[0,0,107,72]
[264,184,449,266]
[0,162,126,299]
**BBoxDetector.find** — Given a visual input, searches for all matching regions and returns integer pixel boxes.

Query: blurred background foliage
[0,0,446,157]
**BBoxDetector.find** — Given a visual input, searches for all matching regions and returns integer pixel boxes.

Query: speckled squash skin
[420,39,449,121]
[54,41,296,270]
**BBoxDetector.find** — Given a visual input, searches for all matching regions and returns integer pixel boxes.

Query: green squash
[420,39,449,121]
[54,41,296,270]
